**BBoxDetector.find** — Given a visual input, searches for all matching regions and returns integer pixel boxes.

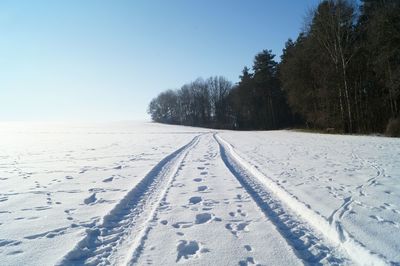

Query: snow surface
[0,122,399,265]
[0,122,205,266]
[221,130,400,265]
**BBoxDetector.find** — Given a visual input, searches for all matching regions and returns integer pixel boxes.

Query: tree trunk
[342,60,353,133]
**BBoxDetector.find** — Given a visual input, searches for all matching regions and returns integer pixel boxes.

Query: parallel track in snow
[58,132,390,266]
[57,134,201,266]
[215,134,389,266]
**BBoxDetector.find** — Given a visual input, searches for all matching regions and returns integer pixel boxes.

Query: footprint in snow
[102,176,114,183]
[189,196,202,205]
[84,193,97,204]
[176,240,200,262]
[79,167,89,174]
[176,240,209,262]
[244,245,252,252]
[197,185,208,192]
[195,213,213,224]
[237,209,247,217]
[239,256,256,266]
[225,222,250,236]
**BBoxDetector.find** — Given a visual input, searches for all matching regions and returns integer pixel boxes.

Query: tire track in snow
[126,136,206,265]
[57,134,201,266]
[128,134,227,265]
[129,133,303,265]
[215,134,389,266]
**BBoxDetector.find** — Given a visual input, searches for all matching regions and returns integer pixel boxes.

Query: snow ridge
[215,134,389,266]
[57,134,201,266]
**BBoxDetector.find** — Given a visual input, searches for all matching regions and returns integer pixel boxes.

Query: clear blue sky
[0,0,320,121]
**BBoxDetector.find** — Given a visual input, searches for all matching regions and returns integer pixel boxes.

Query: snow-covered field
[0,122,399,265]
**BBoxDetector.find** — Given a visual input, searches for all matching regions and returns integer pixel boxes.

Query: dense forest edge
[148,0,400,137]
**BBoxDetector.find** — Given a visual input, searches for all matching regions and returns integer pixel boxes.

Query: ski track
[215,134,390,266]
[57,135,201,265]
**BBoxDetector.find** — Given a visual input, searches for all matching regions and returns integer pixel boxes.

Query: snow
[220,130,400,265]
[132,134,302,266]
[0,122,399,265]
[0,122,204,266]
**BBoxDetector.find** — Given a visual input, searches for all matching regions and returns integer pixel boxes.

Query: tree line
[148,0,399,136]
[148,76,233,128]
